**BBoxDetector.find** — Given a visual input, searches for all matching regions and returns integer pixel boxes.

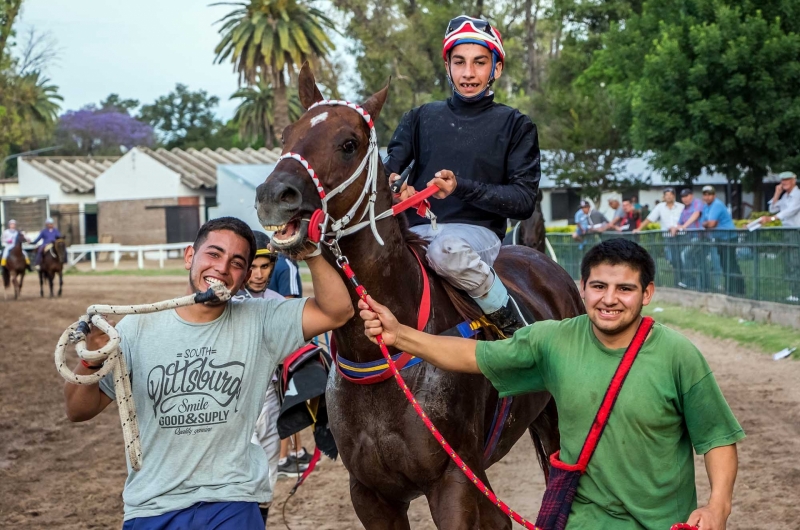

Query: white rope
[54,283,231,471]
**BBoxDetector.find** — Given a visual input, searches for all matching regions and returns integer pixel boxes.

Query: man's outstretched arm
[360,296,480,374]
[686,444,738,530]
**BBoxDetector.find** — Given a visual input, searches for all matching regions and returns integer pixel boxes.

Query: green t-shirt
[476,315,744,530]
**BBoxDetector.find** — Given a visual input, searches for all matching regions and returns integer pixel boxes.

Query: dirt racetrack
[1,275,799,529]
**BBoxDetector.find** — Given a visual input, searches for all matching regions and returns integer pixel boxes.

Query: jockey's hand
[685,503,728,530]
[359,295,400,347]
[398,181,417,202]
[428,170,457,199]
[85,318,115,352]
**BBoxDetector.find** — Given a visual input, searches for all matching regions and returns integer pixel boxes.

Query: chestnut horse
[3,232,27,300]
[256,65,584,529]
[39,237,65,297]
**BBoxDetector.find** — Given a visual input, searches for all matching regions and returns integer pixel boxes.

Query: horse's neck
[331,216,431,364]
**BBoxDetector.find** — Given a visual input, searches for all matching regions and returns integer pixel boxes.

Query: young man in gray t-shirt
[64,217,354,529]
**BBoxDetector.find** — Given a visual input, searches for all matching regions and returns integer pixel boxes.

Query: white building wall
[0,180,20,197]
[96,147,192,202]
[18,159,91,204]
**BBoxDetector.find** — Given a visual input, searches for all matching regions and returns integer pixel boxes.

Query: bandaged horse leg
[415,223,527,337]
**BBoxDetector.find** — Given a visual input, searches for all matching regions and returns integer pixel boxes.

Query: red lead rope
[336,256,700,530]
[339,258,542,529]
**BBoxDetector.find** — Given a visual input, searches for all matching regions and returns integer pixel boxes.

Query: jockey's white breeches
[410,223,501,297]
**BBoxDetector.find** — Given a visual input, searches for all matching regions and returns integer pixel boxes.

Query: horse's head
[255,63,389,253]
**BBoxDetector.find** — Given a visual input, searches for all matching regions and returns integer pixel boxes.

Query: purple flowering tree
[55,107,154,155]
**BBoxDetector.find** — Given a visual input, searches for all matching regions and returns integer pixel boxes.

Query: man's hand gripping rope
[54,283,232,471]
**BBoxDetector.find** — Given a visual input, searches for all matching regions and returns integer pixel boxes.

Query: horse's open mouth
[264,216,308,250]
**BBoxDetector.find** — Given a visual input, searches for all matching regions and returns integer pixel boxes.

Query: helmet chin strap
[447,53,498,102]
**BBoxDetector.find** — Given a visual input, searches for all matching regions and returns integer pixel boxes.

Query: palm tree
[231,79,302,147]
[214,0,335,139]
[11,71,62,149]
[16,72,62,124]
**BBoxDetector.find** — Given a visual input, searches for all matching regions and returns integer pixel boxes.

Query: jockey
[384,15,541,337]
[32,217,62,269]
[1,219,31,270]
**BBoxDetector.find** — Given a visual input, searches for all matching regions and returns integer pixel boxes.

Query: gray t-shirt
[99,297,306,520]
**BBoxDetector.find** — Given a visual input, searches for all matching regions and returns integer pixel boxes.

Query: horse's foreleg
[350,475,411,530]
[427,465,511,530]
[58,271,63,297]
[39,271,44,297]
[48,273,54,298]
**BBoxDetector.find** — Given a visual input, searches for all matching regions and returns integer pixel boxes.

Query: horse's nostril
[280,188,296,203]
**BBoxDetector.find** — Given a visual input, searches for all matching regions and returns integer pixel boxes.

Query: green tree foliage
[0,0,63,171]
[214,0,336,138]
[230,79,301,147]
[100,93,140,115]
[588,0,800,191]
[138,84,226,150]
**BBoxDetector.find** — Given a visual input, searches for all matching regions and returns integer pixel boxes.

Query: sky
[15,0,356,121]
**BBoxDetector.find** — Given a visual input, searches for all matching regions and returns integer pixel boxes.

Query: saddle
[276,343,337,460]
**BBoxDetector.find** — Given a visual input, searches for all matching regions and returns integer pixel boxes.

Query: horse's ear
[298,62,324,110]
[361,80,391,124]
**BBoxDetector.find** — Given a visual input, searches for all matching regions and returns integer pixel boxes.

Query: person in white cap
[1,219,31,270]
[760,171,800,227]
[31,217,62,270]
[760,171,800,302]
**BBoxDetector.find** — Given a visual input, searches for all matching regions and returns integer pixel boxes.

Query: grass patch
[65,267,187,276]
[643,302,800,359]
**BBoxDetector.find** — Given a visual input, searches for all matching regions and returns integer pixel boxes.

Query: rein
[54,284,231,470]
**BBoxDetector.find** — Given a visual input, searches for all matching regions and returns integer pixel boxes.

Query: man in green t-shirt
[358,238,743,530]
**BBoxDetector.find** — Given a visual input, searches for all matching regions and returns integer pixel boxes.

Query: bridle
[278,99,436,248]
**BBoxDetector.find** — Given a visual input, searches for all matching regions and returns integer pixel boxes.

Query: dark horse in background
[39,238,65,297]
[256,64,584,529]
[505,192,546,253]
[3,232,27,300]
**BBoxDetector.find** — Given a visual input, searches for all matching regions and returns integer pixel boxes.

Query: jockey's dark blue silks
[384,92,541,239]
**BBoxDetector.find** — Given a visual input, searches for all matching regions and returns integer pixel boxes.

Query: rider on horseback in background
[1,219,32,271]
[384,15,540,337]
[31,217,62,270]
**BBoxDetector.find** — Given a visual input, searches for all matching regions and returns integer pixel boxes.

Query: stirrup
[485,296,529,339]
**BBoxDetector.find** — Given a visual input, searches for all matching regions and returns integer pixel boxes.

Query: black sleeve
[452,116,541,219]
[384,110,415,177]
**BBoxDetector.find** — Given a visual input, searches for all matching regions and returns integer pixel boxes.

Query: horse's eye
[342,140,357,154]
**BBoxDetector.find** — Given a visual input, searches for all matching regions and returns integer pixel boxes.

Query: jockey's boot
[472,271,529,338]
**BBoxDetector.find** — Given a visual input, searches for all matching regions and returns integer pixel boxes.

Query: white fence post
[90,250,96,270]
[114,249,120,268]
[159,248,165,269]
[137,249,144,270]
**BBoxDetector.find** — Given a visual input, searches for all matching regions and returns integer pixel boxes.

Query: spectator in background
[606,197,625,230]
[268,253,313,477]
[671,189,706,289]
[618,199,641,232]
[761,171,800,227]
[636,188,684,286]
[573,200,608,242]
[636,188,684,232]
[632,195,643,212]
[701,186,745,295]
[760,171,800,302]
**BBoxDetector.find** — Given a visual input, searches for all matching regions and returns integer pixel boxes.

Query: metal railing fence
[547,228,800,306]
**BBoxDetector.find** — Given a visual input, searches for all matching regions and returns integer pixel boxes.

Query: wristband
[81,359,103,370]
